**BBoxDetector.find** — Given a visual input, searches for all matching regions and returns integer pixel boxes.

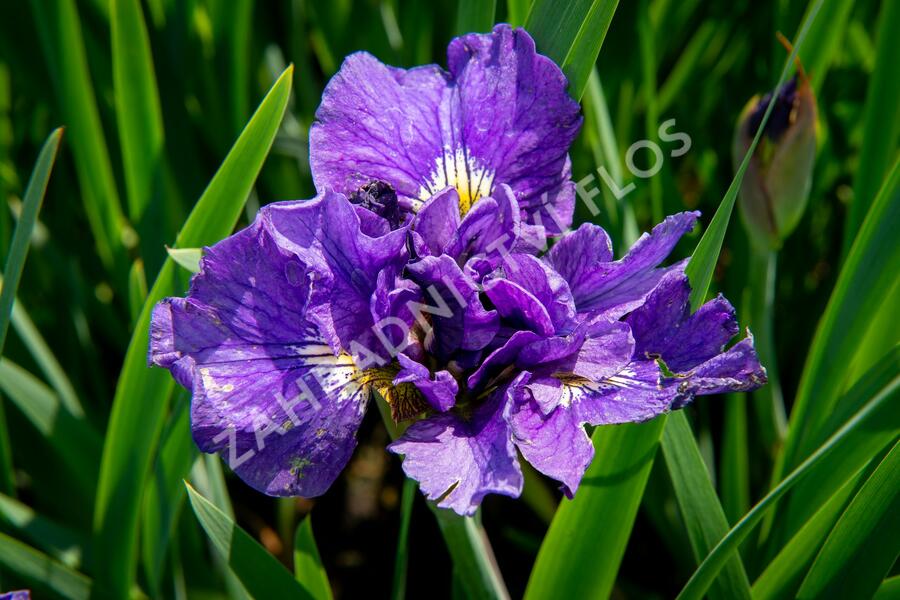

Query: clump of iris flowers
[149,25,766,516]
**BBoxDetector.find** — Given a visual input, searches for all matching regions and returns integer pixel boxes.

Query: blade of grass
[797,0,855,93]
[661,412,751,599]
[455,0,496,35]
[843,0,900,258]
[185,483,314,599]
[874,576,900,600]
[128,259,148,326]
[777,156,900,493]
[505,0,531,27]
[525,0,620,100]
[431,506,510,600]
[796,440,900,599]
[294,515,333,600]
[752,458,879,599]
[0,359,101,503]
[0,493,87,568]
[721,395,750,524]
[166,247,202,273]
[675,367,899,600]
[0,128,62,354]
[524,419,665,599]
[91,66,293,599]
[0,532,92,600]
[31,0,128,270]
[391,477,416,600]
[141,395,195,596]
[111,0,164,224]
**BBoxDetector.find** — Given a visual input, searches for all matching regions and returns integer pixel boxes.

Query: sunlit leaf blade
[779,156,900,485]
[798,0,854,93]
[796,440,900,599]
[0,128,62,354]
[294,515,333,600]
[661,412,751,599]
[843,0,900,257]
[31,0,127,270]
[874,576,900,600]
[186,483,314,599]
[0,493,86,568]
[111,0,164,224]
[141,397,195,596]
[676,365,899,600]
[128,259,148,325]
[0,359,101,503]
[525,0,619,100]
[91,66,293,599]
[455,0,496,35]
[166,247,202,274]
[0,531,92,600]
[752,462,876,599]
[525,419,665,600]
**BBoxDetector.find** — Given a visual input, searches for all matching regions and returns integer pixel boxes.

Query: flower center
[418,147,495,215]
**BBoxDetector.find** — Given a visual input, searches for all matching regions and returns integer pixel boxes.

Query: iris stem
[375,393,510,599]
[746,247,787,453]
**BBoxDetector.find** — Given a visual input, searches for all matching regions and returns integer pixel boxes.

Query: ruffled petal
[412,187,462,256]
[563,212,699,318]
[395,353,458,412]
[509,381,594,497]
[310,25,581,228]
[487,253,576,332]
[149,217,370,497]
[388,383,523,515]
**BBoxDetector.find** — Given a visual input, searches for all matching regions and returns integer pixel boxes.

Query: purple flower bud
[733,74,817,249]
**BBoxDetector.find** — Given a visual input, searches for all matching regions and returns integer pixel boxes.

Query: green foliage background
[0,0,896,598]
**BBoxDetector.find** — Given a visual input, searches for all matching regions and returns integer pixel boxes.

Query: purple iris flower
[149,25,765,515]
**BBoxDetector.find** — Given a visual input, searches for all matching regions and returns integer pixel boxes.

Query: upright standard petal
[311,25,581,229]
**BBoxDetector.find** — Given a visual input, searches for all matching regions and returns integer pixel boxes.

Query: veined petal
[149,218,372,497]
[559,212,699,318]
[310,25,581,228]
[388,382,524,516]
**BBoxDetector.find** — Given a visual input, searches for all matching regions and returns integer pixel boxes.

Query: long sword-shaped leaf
[661,412,751,600]
[524,419,665,599]
[91,66,293,599]
[0,493,87,568]
[31,0,126,270]
[294,515,333,600]
[676,368,899,600]
[0,532,92,600]
[843,0,900,257]
[525,0,619,100]
[186,483,314,599]
[111,0,165,224]
[0,128,62,354]
[777,156,900,495]
[455,0,496,35]
[795,440,900,599]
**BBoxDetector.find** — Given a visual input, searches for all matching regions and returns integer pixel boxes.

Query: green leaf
[0,128,62,355]
[186,482,315,599]
[166,247,203,274]
[798,0,855,93]
[525,419,665,600]
[844,0,900,257]
[111,0,164,224]
[0,359,101,503]
[524,0,620,99]
[31,0,127,270]
[874,576,900,600]
[0,531,92,600]
[128,259,148,325]
[796,441,900,599]
[431,505,510,599]
[778,156,900,495]
[752,461,876,599]
[140,396,195,596]
[392,478,416,600]
[0,492,86,568]
[675,365,899,600]
[91,66,293,599]
[294,515,333,600]
[455,0,496,35]
[661,412,751,600]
